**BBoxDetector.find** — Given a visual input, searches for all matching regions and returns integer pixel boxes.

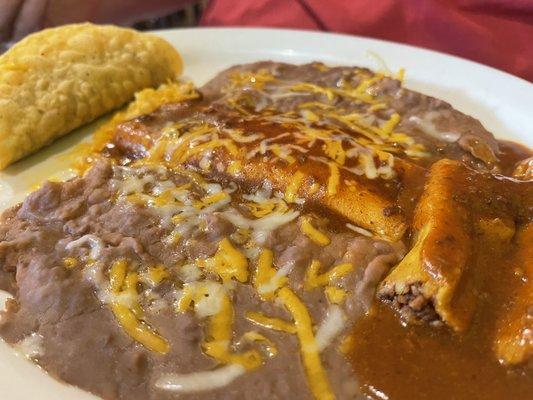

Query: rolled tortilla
[0,23,183,169]
[494,223,533,365]
[112,119,409,241]
[379,159,532,335]
[379,159,473,331]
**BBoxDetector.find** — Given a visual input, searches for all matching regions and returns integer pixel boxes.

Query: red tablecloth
[201,0,533,82]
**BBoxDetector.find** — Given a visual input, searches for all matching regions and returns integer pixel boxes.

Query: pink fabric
[201,0,533,82]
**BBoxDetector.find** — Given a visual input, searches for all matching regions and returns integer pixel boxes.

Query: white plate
[0,27,531,399]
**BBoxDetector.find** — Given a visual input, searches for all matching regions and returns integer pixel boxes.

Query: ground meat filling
[379,282,442,326]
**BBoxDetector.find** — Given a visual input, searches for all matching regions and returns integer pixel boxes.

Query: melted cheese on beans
[82,65,425,397]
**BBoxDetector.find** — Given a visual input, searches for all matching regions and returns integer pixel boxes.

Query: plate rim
[0,25,531,400]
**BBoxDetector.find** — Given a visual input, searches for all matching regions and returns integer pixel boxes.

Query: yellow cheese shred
[166,230,182,245]
[153,189,180,206]
[241,331,278,357]
[201,191,229,205]
[305,260,354,290]
[396,68,406,82]
[301,109,320,122]
[253,249,288,300]
[177,283,262,369]
[245,311,296,334]
[270,144,296,164]
[227,160,243,175]
[108,260,169,354]
[177,138,239,164]
[145,265,170,286]
[216,238,249,283]
[368,103,387,112]
[291,82,336,101]
[300,217,330,246]
[111,303,170,354]
[355,73,384,93]
[381,112,401,135]
[322,140,346,165]
[298,101,334,110]
[164,123,214,162]
[110,259,128,293]
[229,69,275,90]
[122,272,144,318]
[277,287,334,400]
[327,162,340,196]
[324,286,347,304]
[285,170,305,203]
[246,198,288,218]
[201,238,249,283]
[202,292,263,370]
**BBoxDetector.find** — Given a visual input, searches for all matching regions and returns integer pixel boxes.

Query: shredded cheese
[201,238,249,284]
[291,82,336,101]
[176,281,224,317]
[324,286,347,304]
[109,259,128,293]
[305,260,354,290]
[111,303,170,354]
[222,208,300,233]
[202,292,262,370]
[107,260,169,353]
[327,162,340,196]
[201,191,229,206]
[241,331,278,357]
[156,364,246,393]
[227,160,242,175]
[300,217,331,246]
[396,68,406,82]
[346,223,373,237]
[381,113,401,135]
[271,144,296,164]
[245,311,296,334]
[322,140,346,165]
[285,171,305,203]
[245,197,288,218]
[145,265,170,286]
[277,287,334,400]
[178,282,263,369]
[355,73,384,93]
[65,234,104,260]
[228,69,275,90]
[315,305,345,352]
[253,249,287,300]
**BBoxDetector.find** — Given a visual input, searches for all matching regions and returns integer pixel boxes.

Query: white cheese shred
[65,234,104,260]
[156,364,245,393]
[346,223,373,237]
[315,305,346,352]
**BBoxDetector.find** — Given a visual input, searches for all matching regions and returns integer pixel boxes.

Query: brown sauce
[498,140,532,175]
[350,304,533,400]
[349,140,533,399]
